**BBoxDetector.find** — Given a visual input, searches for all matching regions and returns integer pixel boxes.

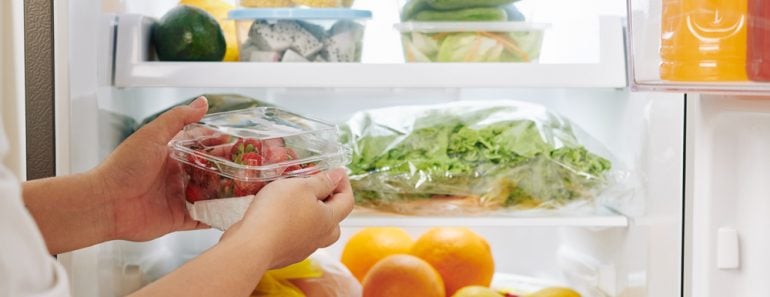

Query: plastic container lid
[169,107,349,182]
[395,21,549,33]
[229,8,372,20]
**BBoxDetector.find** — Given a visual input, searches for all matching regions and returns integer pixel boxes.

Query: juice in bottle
[660,0,748,81]
[747,0,770,81]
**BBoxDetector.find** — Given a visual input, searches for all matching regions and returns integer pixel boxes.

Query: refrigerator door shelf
[627,0,770,95]
[113,14,627,89]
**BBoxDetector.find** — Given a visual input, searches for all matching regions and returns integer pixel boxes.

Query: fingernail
[190,96,208,109]
[326,168,346,186]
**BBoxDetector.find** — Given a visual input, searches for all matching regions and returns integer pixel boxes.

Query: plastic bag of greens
[340,101,632,215]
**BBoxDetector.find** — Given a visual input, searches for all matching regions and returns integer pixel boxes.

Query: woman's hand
[97,97,210,241]
[130,169,355,297]
[222,168,354,269]
[23,97,210,254]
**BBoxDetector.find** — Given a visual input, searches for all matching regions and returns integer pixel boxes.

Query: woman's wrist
[22,170,116,254]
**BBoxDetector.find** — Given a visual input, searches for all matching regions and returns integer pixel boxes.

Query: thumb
[304,168,347,199]
[140,96,209,144]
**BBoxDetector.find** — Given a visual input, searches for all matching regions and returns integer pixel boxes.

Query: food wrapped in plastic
[251,251,362,297]
[169,107,349,229]
[340,101,627,215]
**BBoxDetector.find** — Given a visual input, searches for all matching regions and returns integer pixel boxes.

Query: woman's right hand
[221,168,354,269]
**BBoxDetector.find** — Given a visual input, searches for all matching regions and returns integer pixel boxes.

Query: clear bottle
[660,0,748,81]
[747,0,770,81]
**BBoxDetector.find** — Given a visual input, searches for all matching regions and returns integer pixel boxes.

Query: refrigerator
[25,0,763,296]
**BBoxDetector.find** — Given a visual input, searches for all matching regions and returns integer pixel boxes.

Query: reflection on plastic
[660,0,748,81]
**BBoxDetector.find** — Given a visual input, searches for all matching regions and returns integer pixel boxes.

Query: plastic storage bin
[229,9,372,62]
[169,107,349,203]
[395,22,546,63]
[240,0,355,9]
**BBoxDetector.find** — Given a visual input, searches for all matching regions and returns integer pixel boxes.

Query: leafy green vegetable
[423,0,518,11]
[344,104,613,211]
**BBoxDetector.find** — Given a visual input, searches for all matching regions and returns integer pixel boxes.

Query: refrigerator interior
[58,0,683,297]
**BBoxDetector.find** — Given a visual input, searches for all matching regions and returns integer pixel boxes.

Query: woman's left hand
[96,97,209,241]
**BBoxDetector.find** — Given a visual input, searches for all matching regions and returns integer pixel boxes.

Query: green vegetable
[424,0,517,10]
[152,5,226,61]
[344,104,613,210]
[413,7,508,22]
[401,0,429,21]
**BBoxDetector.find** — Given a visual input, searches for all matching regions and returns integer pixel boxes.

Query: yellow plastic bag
[252,259,323,297]
[251,252,362,297]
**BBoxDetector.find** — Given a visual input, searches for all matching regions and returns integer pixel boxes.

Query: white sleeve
[0,158,70,295]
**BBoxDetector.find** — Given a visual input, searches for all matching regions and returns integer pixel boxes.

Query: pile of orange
[341,226,495,297]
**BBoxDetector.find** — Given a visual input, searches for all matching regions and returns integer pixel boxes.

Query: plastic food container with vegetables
[229,9,371,62]
[397,0,545,63]
[169,107,349,230]
[396,22,546,63]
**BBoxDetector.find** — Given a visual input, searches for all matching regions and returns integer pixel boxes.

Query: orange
[341,227,415,282]
[362,254,445,297]
[411,227,495,296]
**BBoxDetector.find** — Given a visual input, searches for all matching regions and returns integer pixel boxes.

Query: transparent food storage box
[229,9,372,62]
[240,0,355,9]
[395,22,546,63]
[169,107,349,204]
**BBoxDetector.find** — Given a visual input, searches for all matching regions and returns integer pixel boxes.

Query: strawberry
[185,184,206,203]
[241,152,265,166]
[230,138,262,164]
[233,180,264,196]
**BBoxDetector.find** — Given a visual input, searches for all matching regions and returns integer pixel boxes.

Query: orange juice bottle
[660,0,748,81]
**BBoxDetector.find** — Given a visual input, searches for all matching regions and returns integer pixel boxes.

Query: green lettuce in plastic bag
[341,101,620,215]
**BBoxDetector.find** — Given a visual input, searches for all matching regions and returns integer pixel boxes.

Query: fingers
[321,176,354,223]
[303,168,347,199]
[140,96,209,144]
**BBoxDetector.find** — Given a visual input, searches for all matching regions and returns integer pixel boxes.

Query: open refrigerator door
[53,0,684,296]
[627,0,770,296]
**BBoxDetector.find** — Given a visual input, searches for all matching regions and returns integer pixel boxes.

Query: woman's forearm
[22,170,115,255]
[129,236,271,297]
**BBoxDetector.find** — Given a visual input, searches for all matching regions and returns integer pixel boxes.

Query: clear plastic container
[169,107,349,203]
[748,0,770,81]
[228,9,372,62]
[240,0,355,9]
[395,22,546,63]
[660,0,748,81]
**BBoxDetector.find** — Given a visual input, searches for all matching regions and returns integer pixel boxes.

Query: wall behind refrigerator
[0,0,26,179]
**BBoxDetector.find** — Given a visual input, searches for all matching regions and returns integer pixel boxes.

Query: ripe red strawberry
[241,152,264,166]
[185,184,206,203]
[233,180,264,196]
[230,138,262,164]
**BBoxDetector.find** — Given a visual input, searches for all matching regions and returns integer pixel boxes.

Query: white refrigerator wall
[58,0,683,296]
[686,95,770,296]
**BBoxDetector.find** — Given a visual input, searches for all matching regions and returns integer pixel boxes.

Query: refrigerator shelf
[113,15,627,89]
[342,209,629,228]
[632,80,770,96]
